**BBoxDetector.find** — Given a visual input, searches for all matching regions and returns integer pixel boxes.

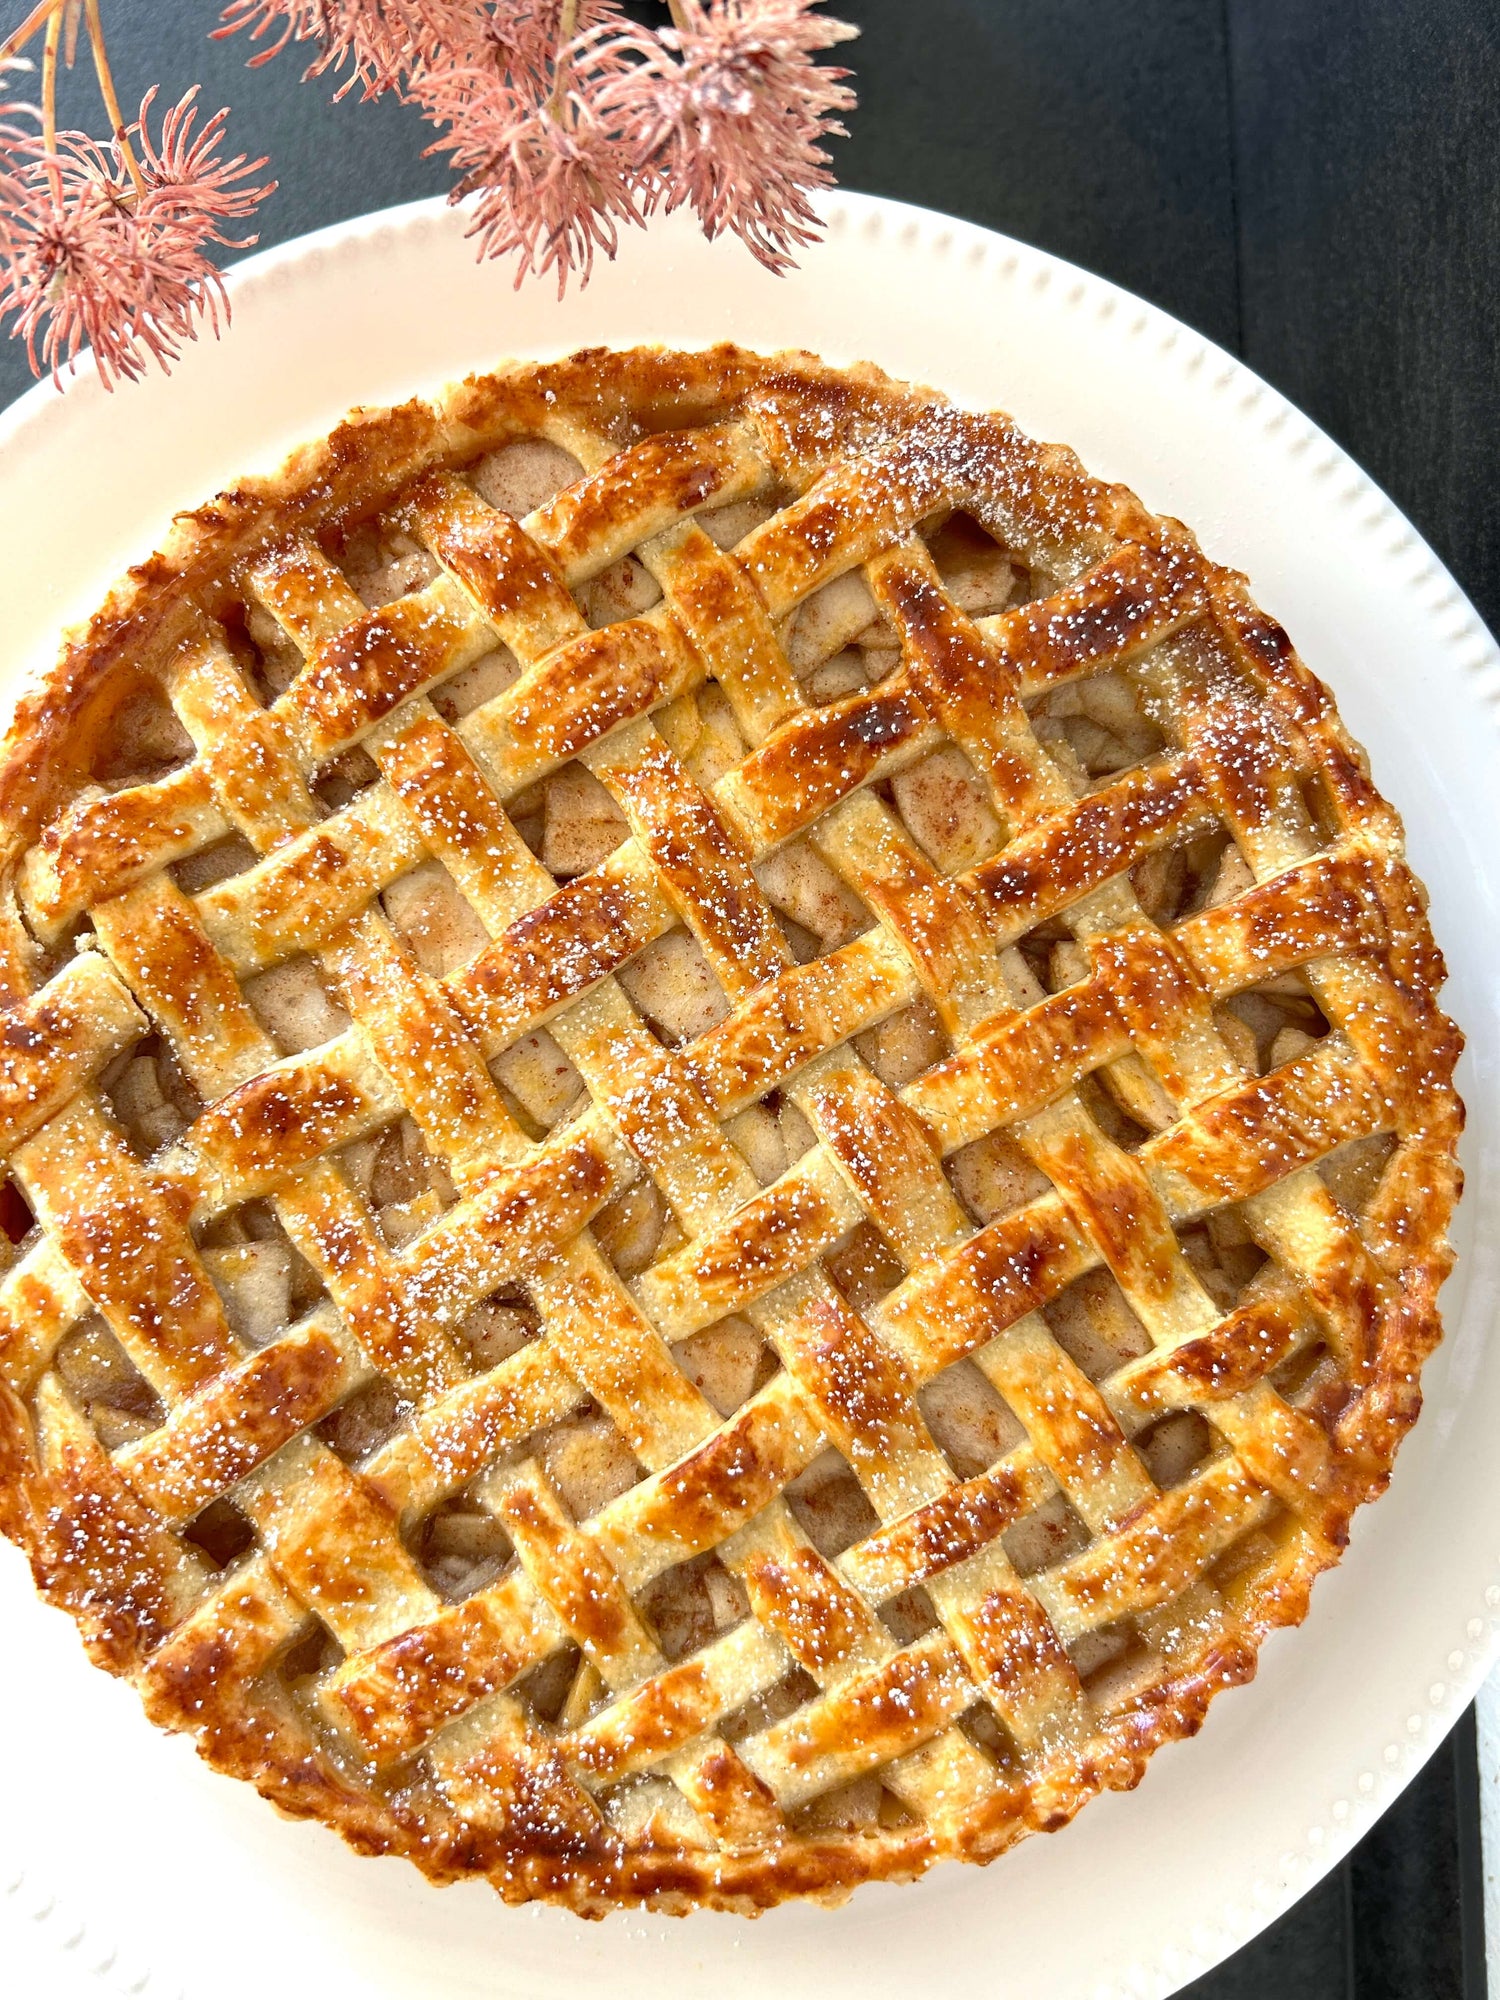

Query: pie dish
[0,340,1462,1916]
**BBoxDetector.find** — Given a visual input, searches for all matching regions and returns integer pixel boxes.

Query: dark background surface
[1,3,1494,1994]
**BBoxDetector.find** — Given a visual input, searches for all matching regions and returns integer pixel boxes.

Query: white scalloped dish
[0,193,1495,2000]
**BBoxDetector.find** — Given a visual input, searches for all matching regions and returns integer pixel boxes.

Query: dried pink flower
[598,0,856,273]
[0,160,139,387]
[216,0,464,97]
[0,86,274,390]
[129,85,278,330]
[133,85,275,220]
[441,2,629,110]
[422,65,642,296]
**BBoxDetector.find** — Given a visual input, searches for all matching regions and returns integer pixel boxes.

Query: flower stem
[84,0,144,195]
[547,0,580,120]
[666,0,692,31]
[0,0,59,70]
[37,0,63,210]
[40,1,57,151]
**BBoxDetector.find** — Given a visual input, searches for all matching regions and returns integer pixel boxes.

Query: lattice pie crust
[0,346,1461,1913]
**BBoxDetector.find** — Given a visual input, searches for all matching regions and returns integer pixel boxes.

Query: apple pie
[0,345,1461,1912]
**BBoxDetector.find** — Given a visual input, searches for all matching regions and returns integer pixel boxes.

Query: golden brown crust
[0,344,1462,1915]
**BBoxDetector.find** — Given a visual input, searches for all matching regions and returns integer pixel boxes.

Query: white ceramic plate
[0,192,1496,2000]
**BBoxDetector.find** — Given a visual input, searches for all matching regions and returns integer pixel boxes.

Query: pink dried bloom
[0,160,142,386]
[216,0,465,97]
[599,0,856,273]
[423,69,641,296]
[132,86,276,229]
[128,86,278,333]
[443,2,629,110]
[216,1,379,75]
[0,87,274,390]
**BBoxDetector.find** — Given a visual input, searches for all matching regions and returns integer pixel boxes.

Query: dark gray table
[3,5,1493,1994]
